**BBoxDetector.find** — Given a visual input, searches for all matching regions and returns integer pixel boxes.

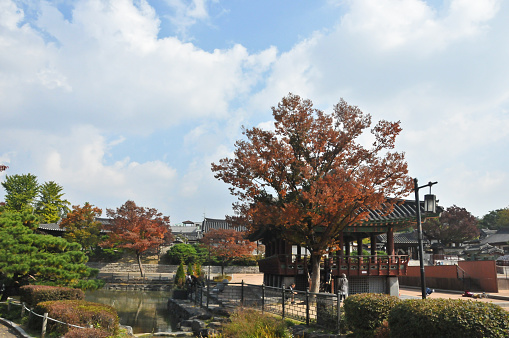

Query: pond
[85,289,177,334]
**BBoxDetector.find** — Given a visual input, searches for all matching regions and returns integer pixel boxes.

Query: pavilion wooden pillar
[387,228,395,256]
[357,236,363,256]
[370,233,377,256]
[345,239,351,256]
[297,245,302,261]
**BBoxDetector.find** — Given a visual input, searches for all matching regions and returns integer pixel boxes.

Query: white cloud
[164,0,214,39]
[0,0,275,134]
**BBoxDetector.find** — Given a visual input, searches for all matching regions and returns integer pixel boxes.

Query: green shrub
[28,300,118,336]
[389,298,509,338]
[343,293,400,334]
[167,243,197,264]
[186,263,194,276]
[220,308,292,338]
[20,285,84,307]
[174,261,186,288]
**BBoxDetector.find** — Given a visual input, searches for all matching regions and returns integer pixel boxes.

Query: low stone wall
[87,262,259,275]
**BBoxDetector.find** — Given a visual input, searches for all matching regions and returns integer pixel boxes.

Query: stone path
[0,321,23,338]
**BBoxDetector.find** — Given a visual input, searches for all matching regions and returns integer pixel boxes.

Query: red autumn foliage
[423,205,479,245]
[200,228,256,275]
[100,200,170,276]
[211,94,413,292]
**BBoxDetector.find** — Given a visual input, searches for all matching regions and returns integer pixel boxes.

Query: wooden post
[241,280,245,306]
[21,302,25,317]
[281,284,286,319]
[262,283,265,313]
[387,228,395,256]
[337,288,341,333]
[357,236,363,256]
[305,288,310,326]
[41,312,48,338]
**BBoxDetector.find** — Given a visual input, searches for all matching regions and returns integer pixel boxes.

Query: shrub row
[389,298,509,338]
[344,293,509,337]
[28,300,119,336]
[343,293,399,334]
[20,285,84,307]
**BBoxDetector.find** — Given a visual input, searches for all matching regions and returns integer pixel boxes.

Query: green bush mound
[28,300,119,336]
[389,298,509,338]
[20,285,84,307]
[343,293,400,334]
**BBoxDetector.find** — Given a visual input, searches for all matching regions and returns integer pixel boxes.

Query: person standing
[338,273,348,300]
[287,283,297,304]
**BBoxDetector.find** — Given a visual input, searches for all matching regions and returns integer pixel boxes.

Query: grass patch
[216,308,293,338]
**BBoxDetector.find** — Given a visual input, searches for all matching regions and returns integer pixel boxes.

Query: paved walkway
[0,319,28,338]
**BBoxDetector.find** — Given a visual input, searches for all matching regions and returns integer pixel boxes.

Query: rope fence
[1,298,86,337]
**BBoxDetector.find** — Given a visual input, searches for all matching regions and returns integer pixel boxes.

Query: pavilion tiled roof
[376,231,428,245]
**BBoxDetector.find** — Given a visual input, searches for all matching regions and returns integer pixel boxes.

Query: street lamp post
[414,178,438,299]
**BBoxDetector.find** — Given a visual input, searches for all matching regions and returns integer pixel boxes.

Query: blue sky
[1,0,508,223]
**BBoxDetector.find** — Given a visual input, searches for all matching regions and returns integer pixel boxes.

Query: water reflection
[85,289,176,334]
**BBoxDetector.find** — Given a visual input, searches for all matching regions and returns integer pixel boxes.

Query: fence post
[200,286,203,308]
[281,284,286,319]
[305,288,310,326]
[336,288,341,333]
[206,279,210,309]
[41,312,48,338]
[21,302,25,317]
[241,280,244,306]
[262,283,265,313]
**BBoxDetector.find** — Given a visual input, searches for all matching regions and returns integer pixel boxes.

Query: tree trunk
[137,252,145,277]
[310,253,321,294]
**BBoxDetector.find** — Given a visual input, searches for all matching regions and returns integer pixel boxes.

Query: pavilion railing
[258,254,409,276]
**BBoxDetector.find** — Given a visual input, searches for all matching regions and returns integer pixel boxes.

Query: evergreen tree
[0,211,100,299]
[35,181,71,223]
[1,173,39,212]
[174,261,186,288]
[186,263,194,276]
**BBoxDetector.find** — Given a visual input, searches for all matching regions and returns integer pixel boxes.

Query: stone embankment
[87,262,259,275]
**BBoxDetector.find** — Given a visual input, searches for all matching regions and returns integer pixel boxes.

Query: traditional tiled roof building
[252,199,442,296]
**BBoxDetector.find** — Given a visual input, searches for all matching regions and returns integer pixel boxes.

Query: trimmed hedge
[20,285,84,307]
[343,293,400,334]
[28,300,119,336]
[388,298,509,338]
[63,327,111,338]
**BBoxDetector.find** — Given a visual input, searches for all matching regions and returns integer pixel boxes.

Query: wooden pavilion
[252,199,442,296]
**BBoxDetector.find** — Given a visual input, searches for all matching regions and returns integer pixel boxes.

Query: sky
[1,0,508,224]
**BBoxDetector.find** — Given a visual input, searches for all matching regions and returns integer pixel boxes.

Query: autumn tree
[423,205,479,245]
[60,203,103,254]
[101,200,170,276]
[1,173,39,212]
[478,207,509,230]
[211,94,413,293]
[200,228,256,276]
[35,181,71,223]
[0,165,7,172]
